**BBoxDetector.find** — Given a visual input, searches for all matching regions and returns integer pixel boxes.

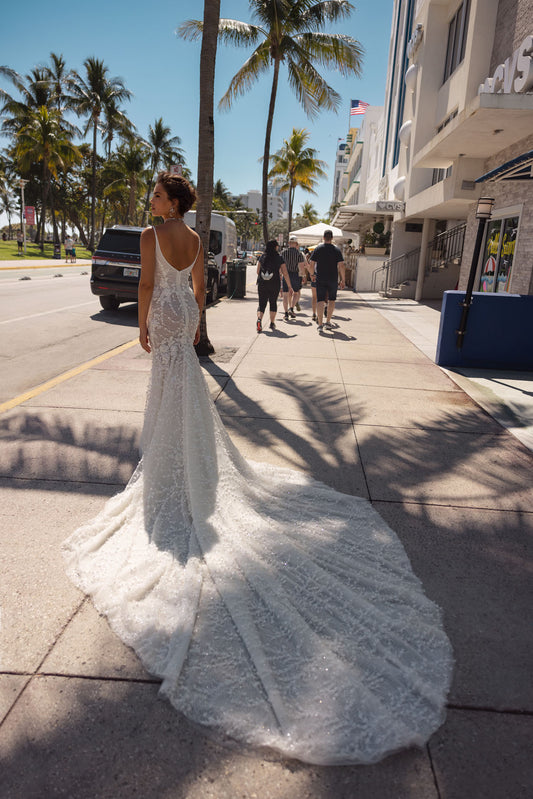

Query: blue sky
[1,0,394,221]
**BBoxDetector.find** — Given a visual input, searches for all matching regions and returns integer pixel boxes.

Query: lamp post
[456,196,494,350]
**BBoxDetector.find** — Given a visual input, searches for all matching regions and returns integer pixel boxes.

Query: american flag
[350,99,369,116]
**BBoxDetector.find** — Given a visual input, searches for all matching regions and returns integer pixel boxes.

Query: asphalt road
[1,266,139,403]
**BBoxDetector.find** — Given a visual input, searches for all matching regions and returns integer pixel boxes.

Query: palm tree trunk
[262,57,280,246]
[194,0,220,358]
[287,181,295,244]
[49,183,60,244]
[90,117,97,251]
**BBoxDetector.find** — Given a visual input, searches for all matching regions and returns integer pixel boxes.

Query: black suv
[91,225,221,310]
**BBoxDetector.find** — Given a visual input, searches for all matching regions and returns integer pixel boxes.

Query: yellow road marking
[0,338,139,415]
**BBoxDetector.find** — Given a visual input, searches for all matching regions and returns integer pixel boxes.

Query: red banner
[24,206,35,225]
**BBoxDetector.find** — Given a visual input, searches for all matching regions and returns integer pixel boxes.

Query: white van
[184,210,237,290]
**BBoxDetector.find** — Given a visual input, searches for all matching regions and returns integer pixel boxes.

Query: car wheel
[100,295,120,311]
[208,278,218,304]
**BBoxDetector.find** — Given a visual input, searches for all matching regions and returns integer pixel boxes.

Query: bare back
[154,221,200,272]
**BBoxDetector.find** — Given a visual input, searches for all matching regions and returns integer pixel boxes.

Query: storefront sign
[479,34,533,94]
[376,201,404,212]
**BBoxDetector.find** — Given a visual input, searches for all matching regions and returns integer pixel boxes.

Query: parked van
[184,210,237,290]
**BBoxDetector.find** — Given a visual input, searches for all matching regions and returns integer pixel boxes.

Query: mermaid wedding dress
[63,229,453,766]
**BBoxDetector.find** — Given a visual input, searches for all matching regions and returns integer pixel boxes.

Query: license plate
[123,267,139,277]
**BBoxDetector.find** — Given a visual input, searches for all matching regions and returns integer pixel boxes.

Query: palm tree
[44,52,74,112]
[141,118,184,223]
[192,0,221,357]
[269,127,326,240]
[212,178,232,211]
[69,58,131,250]
[15,106,82,249]
[179,0,363,245]
[105,141,148,225]
[0,66,54,135]
[300,201,319,225]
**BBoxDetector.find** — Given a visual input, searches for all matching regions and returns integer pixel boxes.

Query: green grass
[0,239,92,261]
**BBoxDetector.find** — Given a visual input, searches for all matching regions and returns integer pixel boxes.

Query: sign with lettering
[24,206,35,225]
[376,201,404,212]
[479,35,533,94]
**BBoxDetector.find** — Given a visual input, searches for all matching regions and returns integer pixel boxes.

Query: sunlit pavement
[0,271,531,798]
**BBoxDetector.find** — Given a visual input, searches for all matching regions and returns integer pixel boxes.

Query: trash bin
[227,260,247,299]
[53,243,61,259]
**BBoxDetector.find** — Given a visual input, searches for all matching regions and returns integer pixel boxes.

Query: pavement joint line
[0,338,139,415]
[34,673,161,685]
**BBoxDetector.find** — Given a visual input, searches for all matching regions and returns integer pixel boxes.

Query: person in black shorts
[256,240,291,332]
[280,237,305,319]
[309,230,345,331]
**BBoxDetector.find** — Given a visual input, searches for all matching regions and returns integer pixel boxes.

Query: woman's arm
[280,261,291,285]
[138,227,156,353]
[190,238,205,345]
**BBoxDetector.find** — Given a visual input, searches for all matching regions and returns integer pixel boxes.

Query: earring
[169,207,175,217]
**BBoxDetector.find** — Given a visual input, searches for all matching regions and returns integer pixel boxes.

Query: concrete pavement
[1,271,532,798]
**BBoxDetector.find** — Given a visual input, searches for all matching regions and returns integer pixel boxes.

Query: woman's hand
[139,326,151,353]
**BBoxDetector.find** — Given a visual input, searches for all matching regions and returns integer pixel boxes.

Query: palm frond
[218,44,270,111]
[296,32,364,75]
[299,0,355,30]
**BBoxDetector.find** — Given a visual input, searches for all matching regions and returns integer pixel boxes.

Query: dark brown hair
[156,171,196,216]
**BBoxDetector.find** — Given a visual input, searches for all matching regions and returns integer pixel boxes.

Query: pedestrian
[304,247,318,321]
[17,230,23,255]
[309,229,346,331]
[280,237,305,319]
[62,170,452,766]
[256,239,291,332]
[64,236,74,263]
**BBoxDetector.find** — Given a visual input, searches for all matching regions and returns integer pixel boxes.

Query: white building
[335,0,533,300]
[239,189,284,221]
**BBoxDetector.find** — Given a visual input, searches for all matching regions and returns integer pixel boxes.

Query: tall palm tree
[44,52,74,112]
[192,0,221,357]
[269,127,326,240]
[300,201,319,225]
[179,0,363,244]
[15,106,81,249]
[69,58,131,250]
[141,118,184,223]
[105,141,148,225]
[0,66,54,135]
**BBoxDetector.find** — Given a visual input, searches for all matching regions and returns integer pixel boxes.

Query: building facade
[239,188,285,221]
[335,0,533,300]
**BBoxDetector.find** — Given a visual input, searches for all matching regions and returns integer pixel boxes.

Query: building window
[431,166,453,185]
[479,215,519,294]
[443,0,471,83]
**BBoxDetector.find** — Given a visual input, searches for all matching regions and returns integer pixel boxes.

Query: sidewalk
[1,274,532,798]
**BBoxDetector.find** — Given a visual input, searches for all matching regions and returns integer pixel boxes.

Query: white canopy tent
[288,221,352,245]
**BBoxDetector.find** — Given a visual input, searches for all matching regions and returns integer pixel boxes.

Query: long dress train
[63,229,453,766]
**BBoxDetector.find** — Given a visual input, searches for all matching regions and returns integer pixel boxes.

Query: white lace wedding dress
[63,229,453,766]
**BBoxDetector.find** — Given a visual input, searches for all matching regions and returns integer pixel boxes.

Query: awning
[475,149,533,183]
[332,201,404,232]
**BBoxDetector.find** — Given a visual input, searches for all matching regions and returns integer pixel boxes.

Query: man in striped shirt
[280,237,305,320]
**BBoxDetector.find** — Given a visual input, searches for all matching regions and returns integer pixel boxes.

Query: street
[1,266,139,403]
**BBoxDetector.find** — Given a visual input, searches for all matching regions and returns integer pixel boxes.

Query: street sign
[170,164,182,176]
[24,206,35,225]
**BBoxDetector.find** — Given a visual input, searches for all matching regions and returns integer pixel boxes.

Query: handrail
[425,222,466,274]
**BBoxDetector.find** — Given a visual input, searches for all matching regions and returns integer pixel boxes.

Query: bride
[63,172,452,766]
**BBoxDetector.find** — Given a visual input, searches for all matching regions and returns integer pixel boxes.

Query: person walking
[304,247,318,320]
[309,229,346,331]
[256,240,291,332]
[16,230,23,255]
[280,237,305,320]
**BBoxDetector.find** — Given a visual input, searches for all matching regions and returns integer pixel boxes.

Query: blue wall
[436,291,533,369]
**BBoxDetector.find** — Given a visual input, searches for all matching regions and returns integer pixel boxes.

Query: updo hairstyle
[157,171,196,216]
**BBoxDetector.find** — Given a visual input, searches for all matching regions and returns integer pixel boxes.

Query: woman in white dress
[63,172,453,766]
